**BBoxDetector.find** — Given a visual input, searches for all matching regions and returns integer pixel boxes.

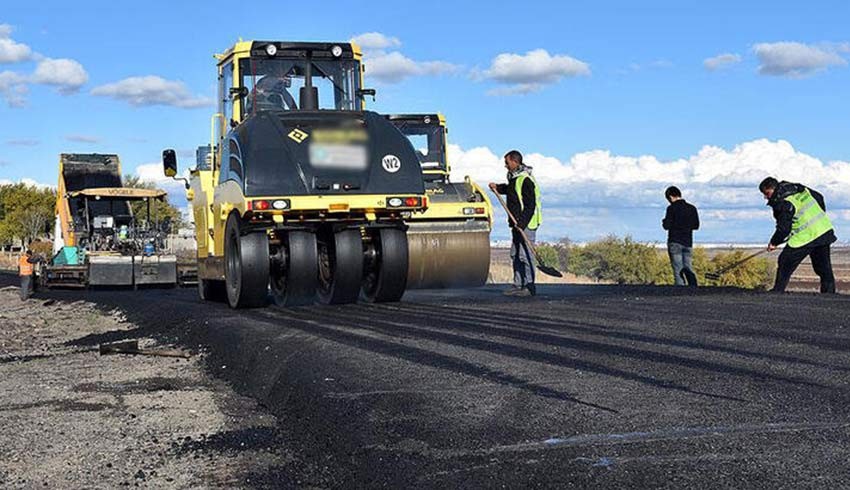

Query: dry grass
[486,261,605,285]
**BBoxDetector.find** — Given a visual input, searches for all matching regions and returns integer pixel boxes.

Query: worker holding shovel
[489,150,543,297]
[759,177,837,293]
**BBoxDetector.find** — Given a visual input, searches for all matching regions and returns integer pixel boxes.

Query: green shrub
[704,250,772,289]
[535,244,560,269]
[568,235,668,285]
[562,237,772,289]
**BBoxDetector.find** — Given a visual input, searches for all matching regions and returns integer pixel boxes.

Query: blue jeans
[511,228,536,287]
[668,242,695,286]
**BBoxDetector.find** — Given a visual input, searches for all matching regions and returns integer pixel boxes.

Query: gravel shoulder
[0,284,287,489]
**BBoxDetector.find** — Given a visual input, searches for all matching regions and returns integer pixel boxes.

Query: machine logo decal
[382,154,401,173]
[288,128,309,143]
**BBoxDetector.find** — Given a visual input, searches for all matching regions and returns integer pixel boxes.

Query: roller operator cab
[386,114,493,289]
[163,41,427,308]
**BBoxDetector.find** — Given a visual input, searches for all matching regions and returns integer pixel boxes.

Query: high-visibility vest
[785,189,833,248]
[18,255,33,276]
[514,172,543,230]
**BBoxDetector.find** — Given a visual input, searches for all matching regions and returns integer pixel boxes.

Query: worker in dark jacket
[662,186,700,286]
[489,150,542,297]
[759,177,836,293]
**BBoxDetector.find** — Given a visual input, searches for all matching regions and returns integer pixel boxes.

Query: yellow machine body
[387,114,493,288]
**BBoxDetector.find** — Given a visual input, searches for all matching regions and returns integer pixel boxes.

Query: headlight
[265,44,278,56]
[331,45,343,57]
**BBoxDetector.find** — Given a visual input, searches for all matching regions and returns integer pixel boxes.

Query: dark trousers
[19,275,33,300]
[773,243,835,293]
[510,228,536,287]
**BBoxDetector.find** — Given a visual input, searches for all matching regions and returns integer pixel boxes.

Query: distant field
[489,245,850,293]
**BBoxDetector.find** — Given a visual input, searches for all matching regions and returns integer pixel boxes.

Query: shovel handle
[714,249,768,275]
[491,191,541,261]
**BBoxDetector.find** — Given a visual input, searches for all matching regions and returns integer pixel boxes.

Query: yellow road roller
[163,40,428,308]
[386,114,492,288]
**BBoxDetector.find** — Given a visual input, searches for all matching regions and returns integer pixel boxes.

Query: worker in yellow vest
[489,150,543,297]
[759,177,836,293]
[18,249,40,300]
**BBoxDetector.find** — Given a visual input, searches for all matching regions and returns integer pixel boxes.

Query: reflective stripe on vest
[514,173,543,230]
[785,189,833,248]
[18,255,33,276]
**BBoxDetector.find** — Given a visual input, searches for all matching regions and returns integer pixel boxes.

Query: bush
[563,236,772,289]
[705,250,772,289]
[535,244,560,269]
[568,236,668,285]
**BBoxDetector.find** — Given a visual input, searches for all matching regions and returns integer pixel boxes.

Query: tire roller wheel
[270,231,318,307]
[199,278,226,302]
[362,228,409,303]
[224,213,270,308]
[317,228,363,305]
[406,221,490,289]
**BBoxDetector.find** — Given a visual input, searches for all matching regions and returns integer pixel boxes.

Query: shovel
[491,191,563,278]
[705,249,768,281]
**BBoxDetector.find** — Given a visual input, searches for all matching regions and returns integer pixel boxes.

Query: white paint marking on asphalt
[500,421,850,453]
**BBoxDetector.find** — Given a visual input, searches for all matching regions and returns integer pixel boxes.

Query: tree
[0,183,56,246]
[123,176,184,233]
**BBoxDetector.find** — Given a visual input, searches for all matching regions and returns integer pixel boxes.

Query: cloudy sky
[2,1,850,243]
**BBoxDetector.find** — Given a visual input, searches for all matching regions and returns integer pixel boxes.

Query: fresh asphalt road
[17,275,850,488]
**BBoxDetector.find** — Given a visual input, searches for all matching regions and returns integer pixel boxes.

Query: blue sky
[2,1,850,243]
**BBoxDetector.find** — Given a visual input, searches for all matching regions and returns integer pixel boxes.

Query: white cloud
[65,134,100,143]
[480,49,589,95]
[365,51,459,83]
[0,27,87,105]
[91,75,213,108]
[703,53,742,71]
[0,70,28,107]
[6,138,39,146]
[352,31,459,84]
[133,162,190,203]
[350,32,400,50]
[486,83,543,96]
[0,177,54,189]
[753,41,847,78]
[31,58,89,94]
[0,24,32,63]
[448,139,850,242]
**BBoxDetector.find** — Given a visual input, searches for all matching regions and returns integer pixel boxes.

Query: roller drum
[406,220,490,289]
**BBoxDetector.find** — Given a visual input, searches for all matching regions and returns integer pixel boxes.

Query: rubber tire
[317,229,363,305]
[271,231,318,307]
[362,228,409,303]
[198,278,227,302]
[224,213,270,308]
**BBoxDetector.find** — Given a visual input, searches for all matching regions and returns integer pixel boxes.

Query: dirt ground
[0,285,287,489]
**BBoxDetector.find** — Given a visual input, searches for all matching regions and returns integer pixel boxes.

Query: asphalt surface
[10,273,850,489]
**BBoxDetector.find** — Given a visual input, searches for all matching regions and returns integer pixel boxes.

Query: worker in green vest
[759,177,836,293]
[489,150,543,297]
